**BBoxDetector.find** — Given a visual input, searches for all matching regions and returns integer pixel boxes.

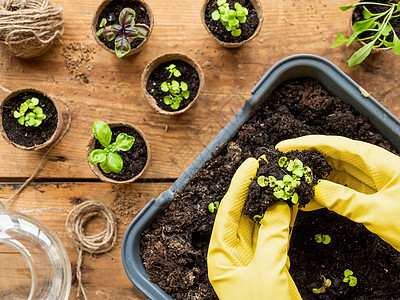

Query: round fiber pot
[201,0,263,48]
[142,53,204,115]
[91,0,154,57]
[86,122,150,184]
[0,88,65,151]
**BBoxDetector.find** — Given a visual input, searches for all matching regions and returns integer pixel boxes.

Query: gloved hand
[276,135,400,252]
[208,158,302,300]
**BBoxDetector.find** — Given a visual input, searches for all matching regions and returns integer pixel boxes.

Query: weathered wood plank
[0,182,170,299]
[0,0,398,180]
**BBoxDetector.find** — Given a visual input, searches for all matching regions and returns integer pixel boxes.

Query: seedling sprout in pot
[0,88,64,150]
[92,0,153,57]
[201,0,263,47]
[87,121,150,184]
[332,0,400,67]
[142,53,204,115]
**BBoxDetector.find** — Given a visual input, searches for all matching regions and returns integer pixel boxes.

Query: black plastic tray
[121,54,400,300]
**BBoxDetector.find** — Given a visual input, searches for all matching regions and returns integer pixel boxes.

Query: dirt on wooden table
[140,78,399,300]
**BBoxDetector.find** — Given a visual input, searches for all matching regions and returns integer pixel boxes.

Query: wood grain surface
[0,0,399,299]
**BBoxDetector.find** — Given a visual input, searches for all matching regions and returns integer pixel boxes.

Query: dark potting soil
[94,126,147,181]
[146,60,200,112]
[140,78,398,300]
[96,0,151,52]
[353,0,400,47]
[204,0,259,43]
[1,91,58,147]
[244,150,332,220]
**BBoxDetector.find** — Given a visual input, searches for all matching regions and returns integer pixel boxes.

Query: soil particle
[140,78,397,299]
[61,42,96,83]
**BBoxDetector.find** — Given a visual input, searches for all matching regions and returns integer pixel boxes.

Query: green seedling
[160,80,190,110]
[253,214,266,225]
[343,269,358,287]
[89,120,135,173]
[166,64,181,78]
[332,1,400,67]
[211,0,249,37]
[208,201,220,213]
[13,97,46,127]
[97,8,150,58]
[257,157,312,205]
[312,275,332,294]
[315,234,331,245]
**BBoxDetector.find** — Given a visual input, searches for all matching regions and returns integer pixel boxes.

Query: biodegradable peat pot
[91,0,154,57]
[201,0,263,48]
[348,0,400,54]
[0,88,65,151]
[122,54,400,299]
[142,53,204,115]
[86,122,150,184]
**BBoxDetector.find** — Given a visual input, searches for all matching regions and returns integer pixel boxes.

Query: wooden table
[0,0,399,299]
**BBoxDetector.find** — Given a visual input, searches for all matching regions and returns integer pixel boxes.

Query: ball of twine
[0,0,64,58]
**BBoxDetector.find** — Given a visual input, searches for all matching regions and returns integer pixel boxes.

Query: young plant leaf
[115,133,135,151]
[182,90,190,99]
[161,82,169,92]
[115,35,131,58]
[100,160,112,173]
[257,175,267,187]
[107,152,123,173]
[339,3,357,11]
[348,40,375,67]
[99,18,107,27]
[393,31,400,55]
[93,120,112,148]
[89,149,107,164]
[331,32,348,48]
[119,7,136,26]
[232,29,241,37]
[217,0,226,6]
[212,10,220,20]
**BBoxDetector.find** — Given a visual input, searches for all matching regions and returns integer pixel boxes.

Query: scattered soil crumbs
[140,78,397,300]
[61,42,96,84]
[244,149,331,220]
[112,185,138,225]
[204,0,259,43]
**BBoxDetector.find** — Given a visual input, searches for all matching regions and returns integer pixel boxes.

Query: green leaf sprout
[343,269,358,287]
[315,234,331,245]
[208,201,220,213]
[332,1,400,67]
[312,275,332,294]
[89,120,135,173]
[211,0,249,36]
[13,97,46,127]
[160,78,190,110]
[253,214,266,225]
[97,8,151,58]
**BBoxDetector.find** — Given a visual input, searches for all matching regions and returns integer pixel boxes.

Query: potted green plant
[142,53,204,115]
[0,88,65,150]
[201,0,263,48]
[86,121,150,184]
[91,0,153,58]
[331,0,400,66]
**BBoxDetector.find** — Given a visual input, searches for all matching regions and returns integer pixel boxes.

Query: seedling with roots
[343,269,358,287]
[89,120,135,173]
[211,0,249,37]
[312,275,332,294]
[13,97,46,127]
[315,234,331,245]
[97,8,150,58]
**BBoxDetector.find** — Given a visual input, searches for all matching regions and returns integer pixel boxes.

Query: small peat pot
[122,54,400,299]
[86,121,150,184]
[332,0,400,66]
[201,0,263,48]
[0,88,64,150]
[92,0,154,58]
[142,53,204,115]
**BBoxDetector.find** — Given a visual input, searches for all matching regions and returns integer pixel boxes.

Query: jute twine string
[0,86,118,299]
[0,0,64,58]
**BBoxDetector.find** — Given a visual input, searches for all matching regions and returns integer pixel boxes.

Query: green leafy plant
[208,201,220,213]
[315,234,331,244]
[96,8,151,58]
[166,64,181,78]
[257,157,312,205]
[89,120,135,173]
[13,97,46,127]
[211,0,249,37]
[312,275,332,294]
[343,269,358,287]
[160,80,190,110]
[332,1,400,67]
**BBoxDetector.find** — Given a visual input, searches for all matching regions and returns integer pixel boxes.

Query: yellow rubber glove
[208,158,302,300]
[276,135,400,252]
